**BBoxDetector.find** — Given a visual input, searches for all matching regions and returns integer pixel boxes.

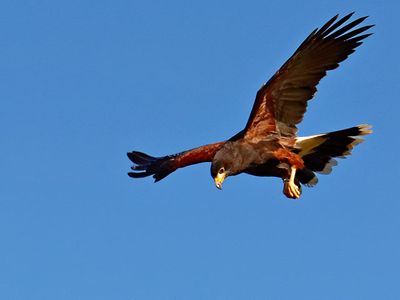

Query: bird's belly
[244,158,290,178]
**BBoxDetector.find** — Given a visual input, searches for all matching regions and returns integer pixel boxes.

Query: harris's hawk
[127,13,373,199]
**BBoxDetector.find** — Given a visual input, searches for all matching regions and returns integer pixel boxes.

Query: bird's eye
[218,168,225,174]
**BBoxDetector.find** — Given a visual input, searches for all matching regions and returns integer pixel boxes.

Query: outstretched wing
[243,13,373,140]
[127,141,225,182]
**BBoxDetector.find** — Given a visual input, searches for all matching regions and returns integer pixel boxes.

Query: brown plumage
[127,13,373,199]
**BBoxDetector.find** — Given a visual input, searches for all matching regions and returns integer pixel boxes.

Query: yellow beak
[214,172,226,190]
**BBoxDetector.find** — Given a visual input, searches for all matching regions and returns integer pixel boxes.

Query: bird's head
[211,160,230,190]
[210,143,244,190]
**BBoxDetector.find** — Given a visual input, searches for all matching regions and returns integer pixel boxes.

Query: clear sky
[1,0,399,299]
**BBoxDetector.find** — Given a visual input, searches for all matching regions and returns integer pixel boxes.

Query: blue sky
[1,0,399,299]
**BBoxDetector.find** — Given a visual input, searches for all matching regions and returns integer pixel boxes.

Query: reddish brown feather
[174,141,225,169]
[243,14,373,141]
[128,141,225,181]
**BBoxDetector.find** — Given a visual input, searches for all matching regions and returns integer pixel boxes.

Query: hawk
[127,13,373,199]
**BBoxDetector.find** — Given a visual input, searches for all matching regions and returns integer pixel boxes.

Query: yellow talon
[283,166,301,199]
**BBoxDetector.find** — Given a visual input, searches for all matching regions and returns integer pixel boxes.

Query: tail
[294,124,372,186]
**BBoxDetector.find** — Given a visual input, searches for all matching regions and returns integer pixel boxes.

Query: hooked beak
[214,172,226,190]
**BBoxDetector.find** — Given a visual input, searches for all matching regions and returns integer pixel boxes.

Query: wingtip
[331,13,340,21]
[127,151,136,162]
[128,171,150,178]
[357,15,370,23]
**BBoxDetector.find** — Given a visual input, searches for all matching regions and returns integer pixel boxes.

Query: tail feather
[295,124,372,186]
[297,168,319,187]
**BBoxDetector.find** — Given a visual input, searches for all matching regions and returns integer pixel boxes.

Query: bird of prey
[127,13,373,199]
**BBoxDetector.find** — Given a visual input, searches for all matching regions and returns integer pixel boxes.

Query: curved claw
[283,166,302,199]
[283,180,302,199]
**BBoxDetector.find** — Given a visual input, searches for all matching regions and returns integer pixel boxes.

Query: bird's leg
[273,148,304,199]
[283,166,301,199]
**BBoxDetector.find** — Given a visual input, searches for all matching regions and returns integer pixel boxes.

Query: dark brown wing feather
[243,13,373,140]
[127,141,225,182]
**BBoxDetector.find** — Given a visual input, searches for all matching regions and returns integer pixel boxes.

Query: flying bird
[127,13,373,199]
